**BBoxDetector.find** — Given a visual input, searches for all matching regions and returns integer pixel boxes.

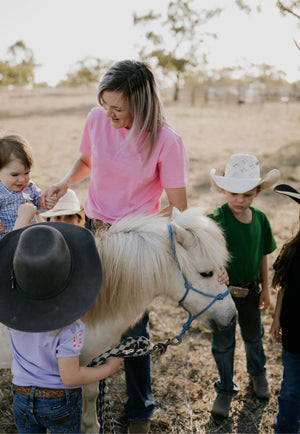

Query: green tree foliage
[57,57,113,87]
[0,40,35,86]
[133,0,222,101]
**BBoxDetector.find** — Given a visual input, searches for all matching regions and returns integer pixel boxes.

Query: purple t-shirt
[9,320,84,388]
[79,107,189,223]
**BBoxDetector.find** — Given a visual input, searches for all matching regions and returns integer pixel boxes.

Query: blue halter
[168,224,230,341]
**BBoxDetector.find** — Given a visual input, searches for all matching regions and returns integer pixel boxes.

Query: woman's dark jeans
[85,217,155,421]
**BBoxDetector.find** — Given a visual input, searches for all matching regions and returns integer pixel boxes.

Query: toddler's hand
[18,203,37,220]
[45,195,58,210]
[14,203,37,230]
[0,220,4,234]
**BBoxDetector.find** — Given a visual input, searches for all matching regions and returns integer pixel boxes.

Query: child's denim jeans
[211,290,266,396]
[13,387,82,433]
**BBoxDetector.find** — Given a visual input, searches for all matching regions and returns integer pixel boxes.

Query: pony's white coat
[0,208,236,433]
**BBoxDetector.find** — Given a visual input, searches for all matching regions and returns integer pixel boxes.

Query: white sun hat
[210,154,280,194]
[40,189,82,218]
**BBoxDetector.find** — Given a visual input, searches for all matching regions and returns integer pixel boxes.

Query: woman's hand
[0,220,4,234]
[40,182,68,209]
[217,267,229,285]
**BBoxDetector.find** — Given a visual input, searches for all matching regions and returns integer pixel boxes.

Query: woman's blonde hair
[98,60,165,160]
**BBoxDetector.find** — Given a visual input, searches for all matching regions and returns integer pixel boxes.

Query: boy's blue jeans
[122,311,155,420]
[211,290,266,396]
[13,388,82,433]
[274,349,300,433]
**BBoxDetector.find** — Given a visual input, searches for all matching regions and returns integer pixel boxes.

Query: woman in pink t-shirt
[42,60,189,433]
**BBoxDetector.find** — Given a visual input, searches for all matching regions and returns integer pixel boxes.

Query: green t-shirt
[208,203,276,286]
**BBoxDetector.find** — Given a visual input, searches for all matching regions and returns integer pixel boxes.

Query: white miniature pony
[0,207,236,433]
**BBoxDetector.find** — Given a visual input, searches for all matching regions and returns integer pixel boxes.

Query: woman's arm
[58,356,123,387]
[271,288,284,343]
[160,187,188,217]
[40,154,91,207]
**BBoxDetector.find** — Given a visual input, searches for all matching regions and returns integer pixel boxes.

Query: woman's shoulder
[87,106,105,119]
[159,122,182,141]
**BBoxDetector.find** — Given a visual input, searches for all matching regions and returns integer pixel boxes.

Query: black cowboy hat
[274,184,300,205]
[0,222,102,332]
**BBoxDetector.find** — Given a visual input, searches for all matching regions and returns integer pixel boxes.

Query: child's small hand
[258,290,270,310]
[18,203,37,220]
[45,195,58,210]
[104,356,124,376]
[0,220,5,234]
[14,203,37,230]
[271,318,282,343]
[217,267,229,286]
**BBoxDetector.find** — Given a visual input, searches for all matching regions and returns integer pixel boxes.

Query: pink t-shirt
[79,107,189,223]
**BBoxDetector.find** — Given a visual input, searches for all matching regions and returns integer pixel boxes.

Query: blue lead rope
[168,224,230,341]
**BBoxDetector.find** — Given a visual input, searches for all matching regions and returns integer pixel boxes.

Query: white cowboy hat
[210,154,280,194]
[40,189,82,218]
[274,184,300,204]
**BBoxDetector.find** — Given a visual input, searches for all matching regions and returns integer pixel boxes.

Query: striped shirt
[0,181,41,239]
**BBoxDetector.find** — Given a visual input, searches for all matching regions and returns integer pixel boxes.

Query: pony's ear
[171,207,181,219]
[171,222,194,249]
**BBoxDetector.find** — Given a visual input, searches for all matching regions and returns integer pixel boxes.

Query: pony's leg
[81,383,99,433]
[0,325,12,368]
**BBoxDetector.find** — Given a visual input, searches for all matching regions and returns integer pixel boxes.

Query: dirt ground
[0,87,299,433]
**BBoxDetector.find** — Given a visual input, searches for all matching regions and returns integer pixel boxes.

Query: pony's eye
[200,271,214,278]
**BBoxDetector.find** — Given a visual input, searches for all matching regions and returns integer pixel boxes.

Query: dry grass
[0,87,299,433]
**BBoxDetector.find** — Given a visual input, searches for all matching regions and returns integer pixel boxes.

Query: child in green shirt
[208,153,280,418]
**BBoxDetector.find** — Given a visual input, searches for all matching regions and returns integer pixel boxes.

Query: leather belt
[229,280,260,298]
[90,218,111,232]
[13,385,81,398]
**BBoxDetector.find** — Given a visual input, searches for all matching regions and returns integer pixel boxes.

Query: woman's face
[101,91,133,130]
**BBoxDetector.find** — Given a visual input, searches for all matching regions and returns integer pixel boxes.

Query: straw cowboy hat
[0,223,102,332]
[40,189,82,218]
[274,184,300,204]
[210,154,280,194]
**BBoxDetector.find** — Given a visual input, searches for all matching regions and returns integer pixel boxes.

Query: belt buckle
[35,389,45,398]
[229,285,249,298]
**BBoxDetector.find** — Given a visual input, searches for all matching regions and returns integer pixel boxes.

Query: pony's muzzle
[208,311,236,333]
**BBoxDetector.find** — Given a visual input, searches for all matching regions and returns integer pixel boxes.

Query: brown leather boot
[211,394,232,418]
[250,375,270,398]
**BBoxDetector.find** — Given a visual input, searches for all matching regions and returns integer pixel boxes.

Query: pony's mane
[83,213,171,326]
[83,208,228,327]
[173,207,229,274]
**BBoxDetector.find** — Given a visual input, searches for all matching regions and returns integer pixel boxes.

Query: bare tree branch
[277,1,300,19]
[294,39,300,50]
